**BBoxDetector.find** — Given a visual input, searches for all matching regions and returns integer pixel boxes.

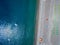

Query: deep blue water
[0,0,37,45]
